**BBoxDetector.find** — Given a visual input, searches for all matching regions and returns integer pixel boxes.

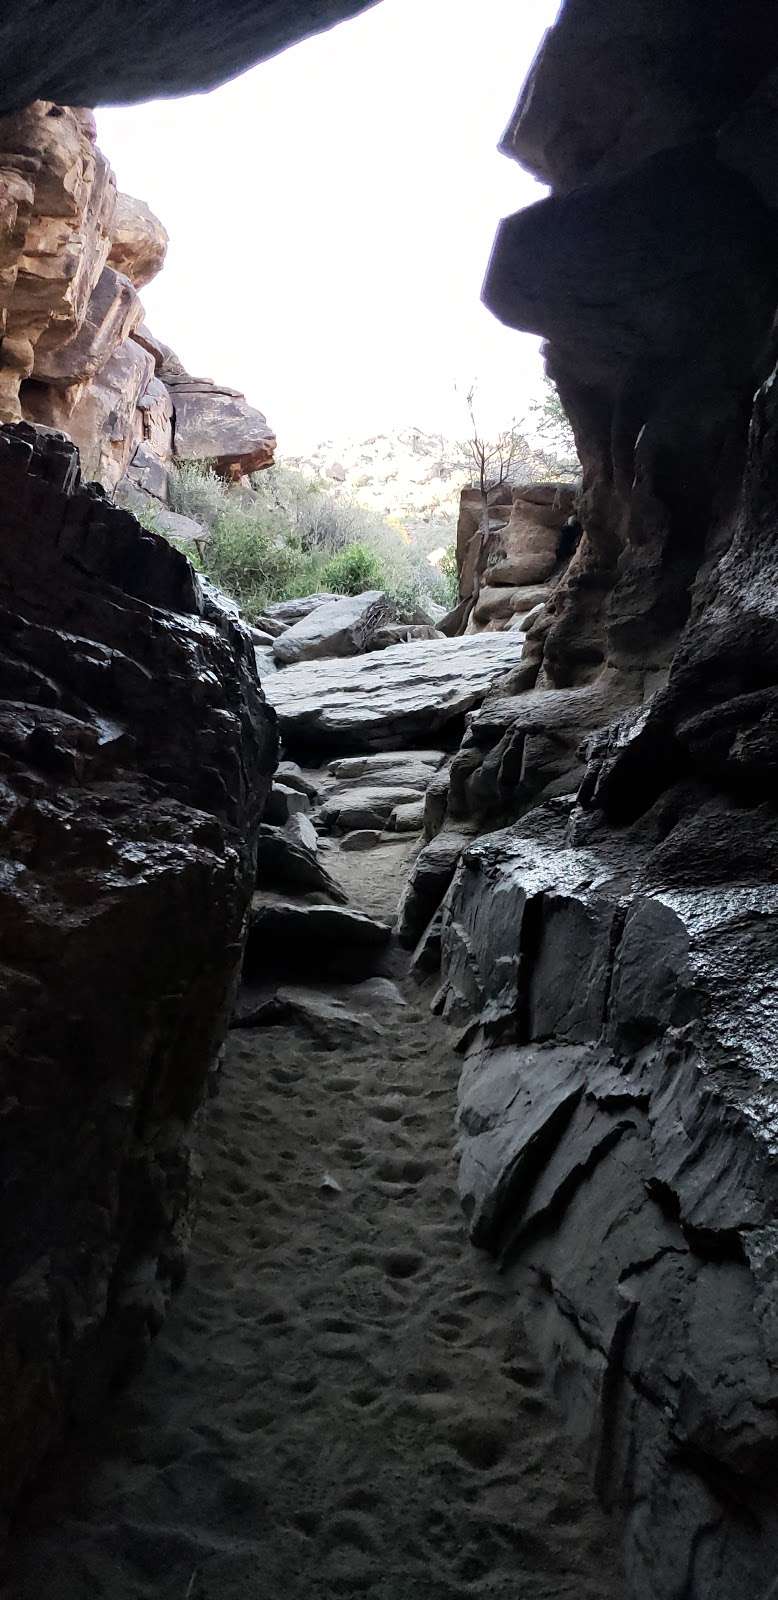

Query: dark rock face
[0,1,381,113]
[417,2,778,1591]
[0,422,276,1518]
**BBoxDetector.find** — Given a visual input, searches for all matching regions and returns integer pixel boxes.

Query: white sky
[97,0,558,452]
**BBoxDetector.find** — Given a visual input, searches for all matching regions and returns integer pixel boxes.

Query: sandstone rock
[108,191,168,288]
[32,265,142,388]
[0,420,275,1520]
[0,103,116,421]
[340,829,383,851]
[273,590,398,666]
[23,335,154,489]
[264,633,522,755]
[473,586,517,626]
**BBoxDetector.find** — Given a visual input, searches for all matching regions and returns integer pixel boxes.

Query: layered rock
[452,480,577,637]
[0,421,276,1519]
[408,3,778,1593]
[264,632,522,755]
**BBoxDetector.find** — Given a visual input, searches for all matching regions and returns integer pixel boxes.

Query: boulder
[284,811,319,854]
[264,632,522,755]
[276,760,320,800]
[327,750,445,782]
[369,623,444,650]
[340,829,383,851]
[272,590,398,666]
[263,593,336,624]
[114,479,205,544]
[245,894,391,979]
[256,823,346,902]
[234,976,406,1047]
[473,586,517,626]
[264,781,310,825]
[0,420,275,1520]
[390,799,425,832]
[107,191,168,288]
[317,783,425,833]
[397,831,470,949]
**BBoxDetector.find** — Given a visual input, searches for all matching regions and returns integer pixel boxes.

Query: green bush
[321,542,384,595]
[164,461,453,622]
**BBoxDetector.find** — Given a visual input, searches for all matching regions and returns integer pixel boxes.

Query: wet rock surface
[0,422,276,1519]
[264,632,522,754]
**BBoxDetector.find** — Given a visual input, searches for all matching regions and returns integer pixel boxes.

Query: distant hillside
[284,426,564,552]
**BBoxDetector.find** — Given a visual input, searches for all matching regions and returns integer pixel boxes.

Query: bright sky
[97,0,557,452]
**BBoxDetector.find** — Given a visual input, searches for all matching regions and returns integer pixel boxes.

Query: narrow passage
[8,841,620,1600]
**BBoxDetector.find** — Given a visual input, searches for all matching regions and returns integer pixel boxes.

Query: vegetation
[166,461,451,622]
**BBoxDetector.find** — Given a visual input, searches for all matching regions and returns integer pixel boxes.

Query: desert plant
[322,542,384,595]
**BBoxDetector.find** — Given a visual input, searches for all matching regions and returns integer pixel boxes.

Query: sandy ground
[6,840,621,1600]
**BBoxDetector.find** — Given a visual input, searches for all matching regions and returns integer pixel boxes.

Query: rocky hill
[285,425,562,547]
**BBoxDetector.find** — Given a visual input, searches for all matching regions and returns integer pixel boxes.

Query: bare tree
[462,385,531,536]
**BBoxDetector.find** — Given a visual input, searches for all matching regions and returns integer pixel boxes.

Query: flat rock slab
[265,632,522,754]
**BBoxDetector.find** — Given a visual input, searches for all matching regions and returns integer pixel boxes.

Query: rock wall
[410,3,778,1593]
[0,422,277,1518]
[453,481,578,636]
[0,101,275,494]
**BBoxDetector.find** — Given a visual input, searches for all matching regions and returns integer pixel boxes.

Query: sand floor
[6,840,621,1600]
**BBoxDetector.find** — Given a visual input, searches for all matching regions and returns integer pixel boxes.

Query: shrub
[322,542,384,595]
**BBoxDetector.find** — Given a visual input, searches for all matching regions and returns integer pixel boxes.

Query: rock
[263,592,336,624]
[264,632,523,755]
[248,626,274,647]
[245,895,391,979]
[324,755,445,795]
[107,191,168,288]
[254,647,278,678]
[473,586,518,626]
[284,811,319,854]
[276,760,320,800]
[167,367,276,478]
[23,335,154,490]
[369,623,444,650]
[317,783,426,833]
[114,479,205,543]
[0,103,116,423]
[234,975,406,1047]
[0,1,381,112]
[264,781,310,825]
[327,750,445,782]
[254,612,288,638]
[397,831,470,949]
[508,585,551,614]
[272,590,398,666]
[256,823,346,902]
[340,829,383,851]
[390,800,425,832]
[0,420,275,1520]
[32,266,142,389]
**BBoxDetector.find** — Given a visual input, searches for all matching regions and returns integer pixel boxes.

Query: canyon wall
[407,4,778,1595]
